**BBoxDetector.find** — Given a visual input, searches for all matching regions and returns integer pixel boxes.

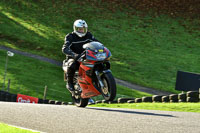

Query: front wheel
[100,72,116,101]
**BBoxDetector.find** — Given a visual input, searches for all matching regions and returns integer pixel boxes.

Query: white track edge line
[6,124,46,133]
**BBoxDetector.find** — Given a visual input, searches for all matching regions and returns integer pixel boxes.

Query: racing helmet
[73,19,88,37]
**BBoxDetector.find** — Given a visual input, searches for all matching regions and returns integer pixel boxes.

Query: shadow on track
[86,107,175,117]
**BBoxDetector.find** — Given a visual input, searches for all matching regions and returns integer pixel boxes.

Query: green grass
[89,103,200,113]
[93,84,152,101]
[0,0,200,95]
[0,123,40,133]
[115,85,152,98]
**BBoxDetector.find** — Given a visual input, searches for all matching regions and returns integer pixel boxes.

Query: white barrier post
[2,53,8,90]
[2,51,14,90]
[43,85,48,100]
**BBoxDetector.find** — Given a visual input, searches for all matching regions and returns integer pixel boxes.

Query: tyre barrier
[135,98,142,103]
[102,100,109,103]
[0,91,6,101]
[55,101,62,105]
[186,91,199,102]
[120,91,199,104]
[0,91,3,99]
[37,99,50,104]
[6,93,17,102]
[142,96,152,102]
[178,93,186,102]
[187,91,199,98]
[49,100,56,104]
[43,99,50,104]
[199,92,200,101]
[118,98,135,103]
[152,95,162,102]
[169,94,178,103]
[11,94,17,102]
[187,97,199,102]
[5,93,11,102]
[62,102,68,105]
[1,90,199,105]
[0,91,70,105]
[38,99,44,104]
[38,99,50,104]
[0,91,17,102]
[127,100,135,103]
[162,96,169,103]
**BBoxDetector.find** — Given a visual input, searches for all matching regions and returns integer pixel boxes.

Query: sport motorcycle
[63,41,116,107]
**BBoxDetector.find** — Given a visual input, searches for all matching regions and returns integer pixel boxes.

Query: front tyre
[100,72,116,101]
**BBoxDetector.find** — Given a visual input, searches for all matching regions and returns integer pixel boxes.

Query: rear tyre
[72,74,89,107]
[100,72,116,101]
[72,96,89,107]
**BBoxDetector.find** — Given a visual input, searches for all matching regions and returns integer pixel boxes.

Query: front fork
[94,69,111,90]
[95,71,104,90]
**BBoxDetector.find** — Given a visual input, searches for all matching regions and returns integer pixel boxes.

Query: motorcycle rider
[62,19,99,96]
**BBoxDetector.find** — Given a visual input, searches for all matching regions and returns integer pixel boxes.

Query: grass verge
[89,103,200,113]
[0,123,40,133]
[93,84,152,101]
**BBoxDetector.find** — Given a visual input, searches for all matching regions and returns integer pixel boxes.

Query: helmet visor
[75,27,87,34]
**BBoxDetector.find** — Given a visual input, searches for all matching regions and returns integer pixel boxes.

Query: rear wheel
[72,73,89,108]
[72,96,89,107]
[100,72,116,101]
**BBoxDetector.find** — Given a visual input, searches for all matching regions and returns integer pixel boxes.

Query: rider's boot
[66,76,75,96]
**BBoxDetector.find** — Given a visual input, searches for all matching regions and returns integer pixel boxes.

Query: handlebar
[77,51,86,62]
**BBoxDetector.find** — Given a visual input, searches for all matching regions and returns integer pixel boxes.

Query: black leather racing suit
[62,31,99,79]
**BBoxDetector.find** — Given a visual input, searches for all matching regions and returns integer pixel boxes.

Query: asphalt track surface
[0,102,200,133]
